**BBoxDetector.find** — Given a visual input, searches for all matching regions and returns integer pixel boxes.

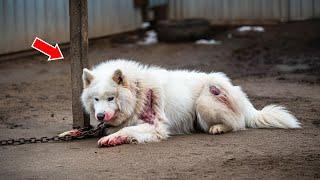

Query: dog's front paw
[58,129,82,137]
[98,135,137,147]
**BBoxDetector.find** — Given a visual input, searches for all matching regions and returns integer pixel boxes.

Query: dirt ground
[0,21,319,179]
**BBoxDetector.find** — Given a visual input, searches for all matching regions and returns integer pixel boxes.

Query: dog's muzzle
[96,113,105,121]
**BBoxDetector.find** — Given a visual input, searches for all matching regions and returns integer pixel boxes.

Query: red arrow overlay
[31,37,64,61]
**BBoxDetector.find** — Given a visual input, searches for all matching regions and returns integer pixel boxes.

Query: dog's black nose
[97,113,105,121]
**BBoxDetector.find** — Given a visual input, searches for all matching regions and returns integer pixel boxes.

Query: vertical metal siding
[169,0,320,24]
[148,0,168,8]
[1,0,320,55]
[0,0,141,54]
[316,0,320,16]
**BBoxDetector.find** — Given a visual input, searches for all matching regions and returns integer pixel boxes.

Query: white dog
[61,59,300,147]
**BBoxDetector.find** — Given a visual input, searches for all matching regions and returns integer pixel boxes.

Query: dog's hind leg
[208,124,232,134]
[195,75,246,134]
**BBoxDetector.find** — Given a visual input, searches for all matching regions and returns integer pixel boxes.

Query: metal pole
[69,0,90,128]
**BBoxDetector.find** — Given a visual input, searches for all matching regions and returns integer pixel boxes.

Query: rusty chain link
[0,122,106,146]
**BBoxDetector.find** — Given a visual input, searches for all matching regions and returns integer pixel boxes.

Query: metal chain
[0,122,105,146]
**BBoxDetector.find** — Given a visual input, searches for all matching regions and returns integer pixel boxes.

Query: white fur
[73,59,300,146]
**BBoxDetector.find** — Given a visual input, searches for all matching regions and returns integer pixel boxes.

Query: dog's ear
[82,68,94,88]
[112,69,127,86]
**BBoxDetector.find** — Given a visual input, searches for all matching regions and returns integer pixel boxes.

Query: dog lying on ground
[60,60,300,147]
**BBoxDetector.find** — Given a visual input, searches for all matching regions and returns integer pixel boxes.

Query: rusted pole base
[69,0,90,128]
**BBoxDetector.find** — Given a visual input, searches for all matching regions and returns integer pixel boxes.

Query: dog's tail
[245,105,301,129]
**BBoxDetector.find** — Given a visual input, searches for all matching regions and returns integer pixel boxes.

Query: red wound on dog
[210,85,220,95]
[139,89,156,124]
[69,129,82,137]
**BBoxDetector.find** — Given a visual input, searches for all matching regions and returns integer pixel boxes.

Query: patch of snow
[195,39,221,45]
[141,22,151,29]
[138,30,158,45]
[238,26,252,32]
[237,26,265,32]
[146,30,157,38]
[253,26,265,32]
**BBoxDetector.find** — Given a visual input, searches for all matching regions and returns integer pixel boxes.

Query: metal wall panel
[1,0,319,55]
[315,0,320,16]
[88,0,142,39]
[169,0,320,24]
[0,0,142,55]
[149,0,168,8]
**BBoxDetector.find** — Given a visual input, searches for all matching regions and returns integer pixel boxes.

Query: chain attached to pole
[0,122,105,146]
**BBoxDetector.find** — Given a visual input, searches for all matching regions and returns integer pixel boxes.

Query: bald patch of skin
[210,85,221,95]
[210,85,236,113]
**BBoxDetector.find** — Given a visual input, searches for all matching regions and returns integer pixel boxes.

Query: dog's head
[81,68,137,126]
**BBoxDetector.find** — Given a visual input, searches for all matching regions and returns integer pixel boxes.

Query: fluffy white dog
[61,60,300,147]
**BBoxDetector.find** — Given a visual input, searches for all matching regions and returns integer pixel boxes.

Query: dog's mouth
[95,111,118,123]
[105,112,118,122]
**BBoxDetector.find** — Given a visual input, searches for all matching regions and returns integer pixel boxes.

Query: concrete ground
[0,21,319,179]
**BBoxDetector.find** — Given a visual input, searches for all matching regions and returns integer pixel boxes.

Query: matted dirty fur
[60,60,300,147]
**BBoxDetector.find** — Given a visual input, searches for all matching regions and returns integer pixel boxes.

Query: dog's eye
[94,97,99,101]
[107,97,114,101]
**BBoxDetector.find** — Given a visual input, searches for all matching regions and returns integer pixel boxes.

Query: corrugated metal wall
[1,0,320,55]
[88,0,141,39]
[0,0,142,55]
[149,0,168,7]
[169,0,320,24]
